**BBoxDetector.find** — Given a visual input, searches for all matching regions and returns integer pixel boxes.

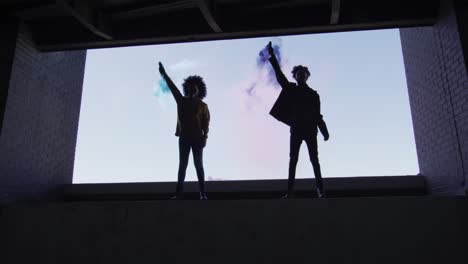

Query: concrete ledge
[64,175,426,200]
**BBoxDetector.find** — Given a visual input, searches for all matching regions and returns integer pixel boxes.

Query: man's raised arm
[159,62,183,103]
[267,42,289,89]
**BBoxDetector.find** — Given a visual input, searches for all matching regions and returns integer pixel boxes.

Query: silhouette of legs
[285,131,326,198]
[175,138,191,195]
[304,135,325,198]
[174,138,207,199]
[192,143,207,198]
[287,132,303,197]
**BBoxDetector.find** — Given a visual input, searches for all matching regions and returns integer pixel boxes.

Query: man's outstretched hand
[158,62,166,75]
[324,134,330,141]
[201,135,207,148]
[267,41,274,57]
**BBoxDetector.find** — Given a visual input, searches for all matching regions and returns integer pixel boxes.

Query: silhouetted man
[267,42,330,199]
[159,62,210,200]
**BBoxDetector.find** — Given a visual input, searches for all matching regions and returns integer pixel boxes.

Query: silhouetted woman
[158,62,210,200]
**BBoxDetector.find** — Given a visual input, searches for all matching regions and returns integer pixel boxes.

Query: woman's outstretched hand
[158,62,166,75]
[201,135,207,148]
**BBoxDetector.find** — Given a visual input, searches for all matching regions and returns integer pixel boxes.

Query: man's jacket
[268,56,329,136]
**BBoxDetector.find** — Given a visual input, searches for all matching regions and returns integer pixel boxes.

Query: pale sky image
[73,28,418,183]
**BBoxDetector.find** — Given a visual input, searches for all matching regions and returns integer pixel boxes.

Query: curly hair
[291,65,310,78]
[182,75,207,99]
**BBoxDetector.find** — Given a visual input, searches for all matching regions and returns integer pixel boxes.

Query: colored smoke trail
[258,41,282,85]
[257,42,282,68]
[154,77,171,97]
[244,39,284,99]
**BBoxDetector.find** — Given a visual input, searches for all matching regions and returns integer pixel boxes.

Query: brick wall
[0,19,18,136]
[0,23,87,202]
[400,0,468,195]
[454,0,468,71]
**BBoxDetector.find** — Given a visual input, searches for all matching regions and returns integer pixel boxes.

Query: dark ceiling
[1,0,440,51]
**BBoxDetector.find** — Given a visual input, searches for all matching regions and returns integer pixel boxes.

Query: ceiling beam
[330,0,341,24]
[197,0,222,33]
[248,0,316,10]
[111,0,222,33]
[111,1,196,20]
[56,0,113,40]
[37,17,437,52]
[14,3,60,20]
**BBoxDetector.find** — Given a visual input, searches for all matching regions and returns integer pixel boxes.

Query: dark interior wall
[2,197,467,264]
[400,0,468,195]
[454,0,468,71]
[0,19,18,136]
[0,24,87,202]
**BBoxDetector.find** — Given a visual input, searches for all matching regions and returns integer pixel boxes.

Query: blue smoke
[155,77,171,97]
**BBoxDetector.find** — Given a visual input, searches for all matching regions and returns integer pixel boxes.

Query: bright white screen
[73,29,418,183]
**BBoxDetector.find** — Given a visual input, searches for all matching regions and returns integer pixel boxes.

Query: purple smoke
[245,41,283,97]
[257,42,282,68]
[259,42,282,85]
[245,82,256,96]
